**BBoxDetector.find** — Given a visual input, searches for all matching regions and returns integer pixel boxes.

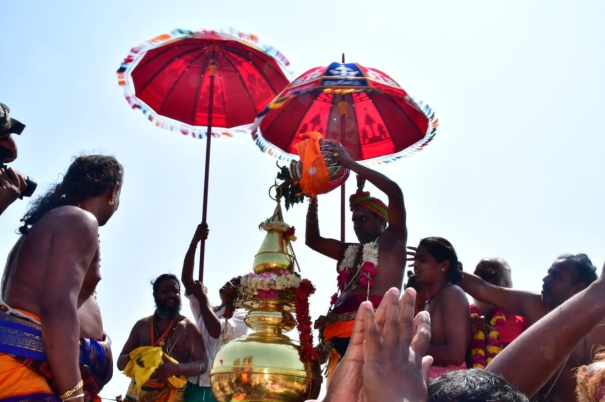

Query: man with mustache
[118,274,207,402]
[458,253,600,401]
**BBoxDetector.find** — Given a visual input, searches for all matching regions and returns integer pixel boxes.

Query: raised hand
[191,223,209,245]
[362,288,432,402]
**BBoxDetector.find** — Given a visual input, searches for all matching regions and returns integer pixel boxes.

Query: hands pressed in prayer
[319,288,432,402]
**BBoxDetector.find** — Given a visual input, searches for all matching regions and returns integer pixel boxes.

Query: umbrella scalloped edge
[116,28,292,140]
[251,96,439,166]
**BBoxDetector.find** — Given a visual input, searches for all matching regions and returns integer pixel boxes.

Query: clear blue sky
[1,0,604,398]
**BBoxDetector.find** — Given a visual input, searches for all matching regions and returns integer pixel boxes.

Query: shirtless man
[458,253,599,401]
[0,155,123,401]
[118,274,207,402]
[306,143,407,365]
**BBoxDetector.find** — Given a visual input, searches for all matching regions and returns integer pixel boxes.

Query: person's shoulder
[135,315,153,327]
[444,284,470,302]
[42,206,98,231]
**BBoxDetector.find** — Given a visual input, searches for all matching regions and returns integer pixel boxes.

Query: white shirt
[186,294,248,387]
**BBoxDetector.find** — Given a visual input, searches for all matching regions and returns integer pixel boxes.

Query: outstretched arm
[305,197,348,261]
[323,142,406,236]
[181,224,208,295]
[117,321,142,371]
[487,262,605,398]
[458,272,544,320]
[189,282,221,339]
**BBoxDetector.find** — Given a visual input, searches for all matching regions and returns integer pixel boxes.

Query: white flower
[339,245,360,272]
[240,271,302,291]
[362,241,379,265]
[259,218,291,233]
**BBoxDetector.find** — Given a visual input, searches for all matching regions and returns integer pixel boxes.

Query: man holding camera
[0,102,29,215]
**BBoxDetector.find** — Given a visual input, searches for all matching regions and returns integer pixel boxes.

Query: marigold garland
[470,305,507,369]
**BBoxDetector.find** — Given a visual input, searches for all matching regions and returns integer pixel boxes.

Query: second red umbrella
[251,61,437,240]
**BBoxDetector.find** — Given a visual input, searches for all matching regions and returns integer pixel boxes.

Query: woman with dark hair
[407,237,470,380]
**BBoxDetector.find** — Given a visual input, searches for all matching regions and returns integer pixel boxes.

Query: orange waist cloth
[0,307,52,399]
[0,353,54,399]
[323,320,355,342]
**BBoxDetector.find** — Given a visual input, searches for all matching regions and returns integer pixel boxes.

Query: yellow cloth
[0,352,54,399]
[125,379,186,402]
[123,346,187,392]
[294,132,330,197]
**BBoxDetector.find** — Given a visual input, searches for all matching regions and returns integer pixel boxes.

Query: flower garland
[330,241,379,305]
[259,218,297,241]
[470,305,508,368]
[294,279,317,363]
[240,271,317,363]
[241,271,302,295]
[215,287,239,320]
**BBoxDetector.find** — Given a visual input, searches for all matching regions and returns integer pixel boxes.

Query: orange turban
[349,176,388,221]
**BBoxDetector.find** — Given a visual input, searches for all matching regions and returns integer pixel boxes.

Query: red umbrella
[251,60,437,240]
[118,29,290,279]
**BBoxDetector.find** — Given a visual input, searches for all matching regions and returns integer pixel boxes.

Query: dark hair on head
[152,274,180,293]
[428,369,528,401]
[475,258,513,288]
[230,276,242,287]
[19,155,123,234]
[419,237,463,284]
[557,253,597,287]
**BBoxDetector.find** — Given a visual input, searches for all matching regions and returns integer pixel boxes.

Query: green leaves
[275,162,306,210]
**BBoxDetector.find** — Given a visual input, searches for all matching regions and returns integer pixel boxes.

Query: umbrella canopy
[118,28,291,138]
[117,29,291,281]
[251,62,437,163]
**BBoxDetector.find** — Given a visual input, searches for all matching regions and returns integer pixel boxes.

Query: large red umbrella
[118,29,290,279]
[251,60,437,240]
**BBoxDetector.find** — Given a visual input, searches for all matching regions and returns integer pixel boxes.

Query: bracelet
[59,380,83,400]
[63,392,84,401]
[306,218,318,223]
[189,243,197,248]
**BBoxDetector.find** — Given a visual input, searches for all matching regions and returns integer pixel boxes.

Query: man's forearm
[193,291,221,338]
[176,360,207,376]
[117,353,130,371]
[41,307,82,395]
[305,200,321,248]
[348,162,402,199]
[181,246,196,294]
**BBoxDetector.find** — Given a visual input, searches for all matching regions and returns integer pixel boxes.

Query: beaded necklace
[151,312,179,350]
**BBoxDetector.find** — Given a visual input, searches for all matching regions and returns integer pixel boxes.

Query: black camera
[0,147,37,198]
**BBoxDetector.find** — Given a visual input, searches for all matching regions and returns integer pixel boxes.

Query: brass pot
[210,331,322,401]
[253,230,294,274]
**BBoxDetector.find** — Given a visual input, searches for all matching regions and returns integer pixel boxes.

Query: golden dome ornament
[209,187,322,401]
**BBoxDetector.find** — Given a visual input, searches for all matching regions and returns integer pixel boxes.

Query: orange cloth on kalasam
[349,176,388,221]
[294,132,330,197]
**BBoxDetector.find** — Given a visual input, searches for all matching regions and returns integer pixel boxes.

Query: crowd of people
[1,100,605,402]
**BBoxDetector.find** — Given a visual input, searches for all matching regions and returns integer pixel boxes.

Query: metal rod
[340,103,346,242]
[199,66,216,282]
